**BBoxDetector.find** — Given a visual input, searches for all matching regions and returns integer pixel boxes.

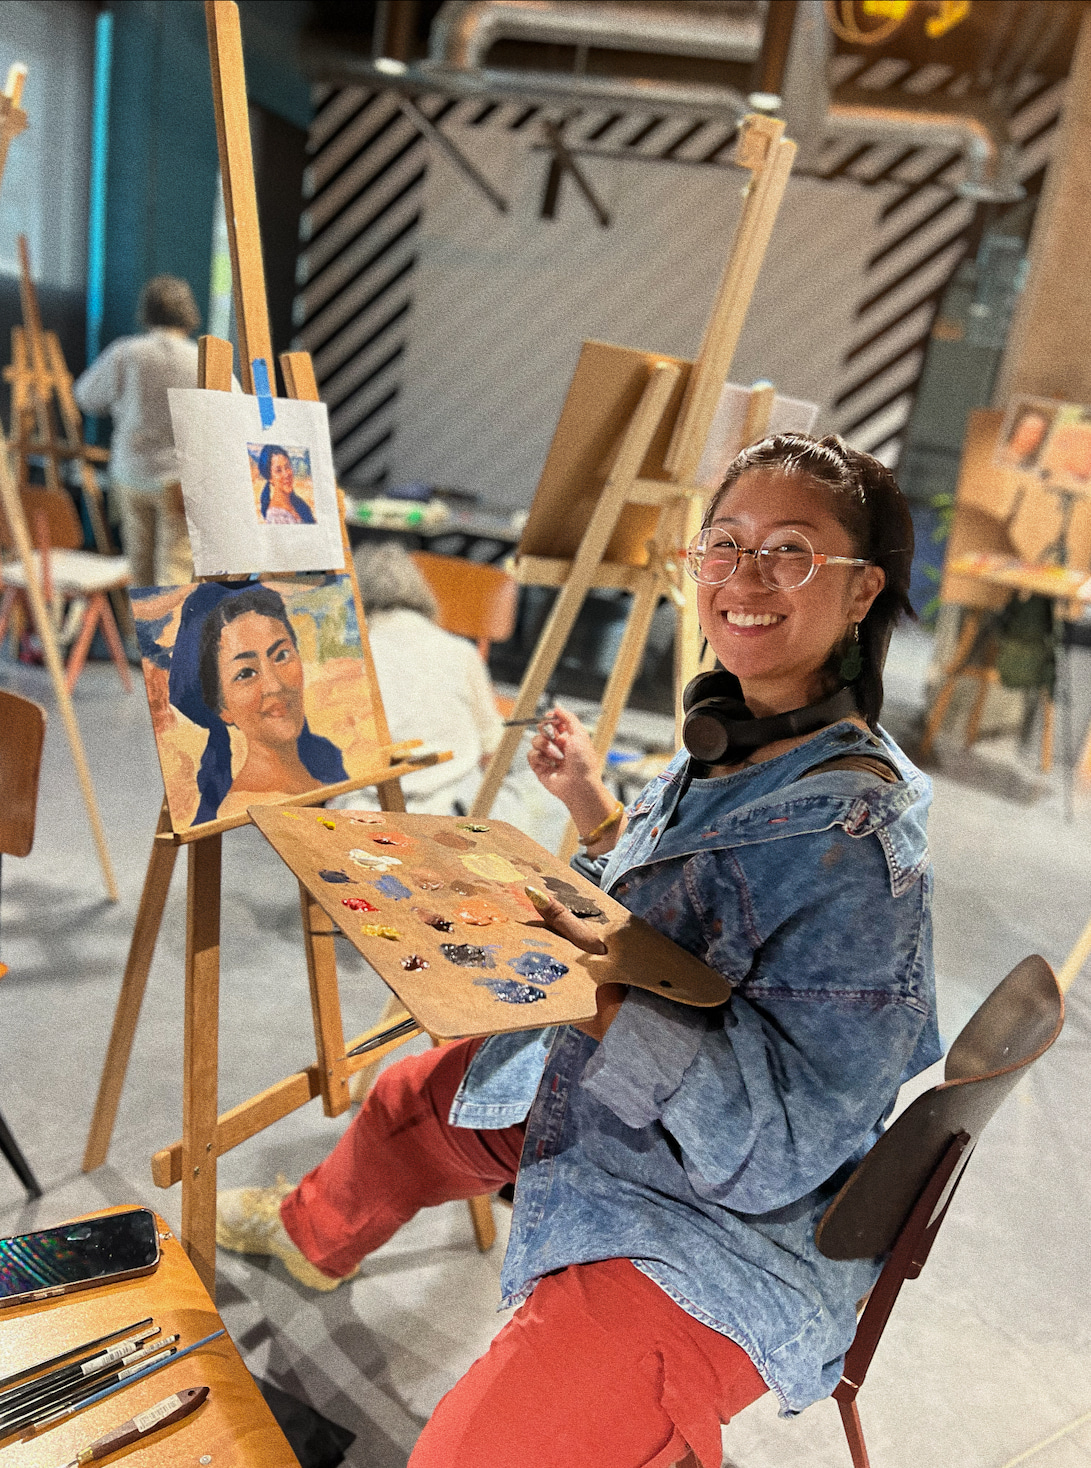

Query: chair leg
[64,596,101,692]
[96,593,134,693]
[0,1107,42,1199]
[837,1396,872,1468]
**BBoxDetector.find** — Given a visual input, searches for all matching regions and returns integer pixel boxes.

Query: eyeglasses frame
[684,527,874,591]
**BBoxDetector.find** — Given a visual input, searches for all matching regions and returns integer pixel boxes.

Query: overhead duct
[782,0,1024,203]
[304,0,764,118]
[429,1,764,70]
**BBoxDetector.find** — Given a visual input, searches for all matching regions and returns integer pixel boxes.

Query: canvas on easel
[80,1,473,1294]
[469,114,798,854]
[0,62,119,901]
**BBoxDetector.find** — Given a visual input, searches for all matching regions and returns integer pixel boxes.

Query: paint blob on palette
[247,807,733,1039]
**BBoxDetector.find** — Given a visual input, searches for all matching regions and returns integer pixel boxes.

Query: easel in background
[82,2,494,1294]
[920,409,1091,783]
[469,117,795,856]
[0,63,119,901]
[8,235,114,556]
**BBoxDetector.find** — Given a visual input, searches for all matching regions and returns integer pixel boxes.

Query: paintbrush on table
[0,1326,162,1419]
[49,1386,210,1468]
[0,1319,154,1395]
[0,1339,179,1438]
[32,1329,225,1432]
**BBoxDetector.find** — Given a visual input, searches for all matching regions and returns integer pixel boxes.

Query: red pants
[281,1040,767,1468]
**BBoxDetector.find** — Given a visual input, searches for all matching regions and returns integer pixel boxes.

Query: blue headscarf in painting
[257,445,316,525]
[168,581,347,825]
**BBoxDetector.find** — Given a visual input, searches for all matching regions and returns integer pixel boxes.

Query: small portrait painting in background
[249,443,316,525]
[1038,405,1091,490]
[997,397,1058,472]
[130,575,382,830]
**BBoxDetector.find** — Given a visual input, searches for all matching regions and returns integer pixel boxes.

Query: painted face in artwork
[1005,411,1049,464]
[216,611,306,748]
[269,452,294,497]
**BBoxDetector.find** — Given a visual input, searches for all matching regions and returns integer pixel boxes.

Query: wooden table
[0,1208,297,1467]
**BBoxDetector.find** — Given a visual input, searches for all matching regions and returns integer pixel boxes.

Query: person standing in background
[74,275,200,587]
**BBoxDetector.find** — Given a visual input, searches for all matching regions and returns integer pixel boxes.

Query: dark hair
[139,275,200,334]
[257,444,291,482]
[198,584,298,713]
[704,433,915,729]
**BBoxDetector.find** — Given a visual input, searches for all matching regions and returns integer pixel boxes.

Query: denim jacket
[450,720,941,1415]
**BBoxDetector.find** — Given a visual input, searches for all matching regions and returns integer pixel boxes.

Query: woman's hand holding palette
[248,809,731,1039]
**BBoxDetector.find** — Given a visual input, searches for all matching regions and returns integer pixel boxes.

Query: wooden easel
[7,235,114,557]
[469,118,795,854]
[81,2,493,1293]
[0,63,119,901]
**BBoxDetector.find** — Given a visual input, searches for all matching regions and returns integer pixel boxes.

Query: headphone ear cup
[681,668,744,715]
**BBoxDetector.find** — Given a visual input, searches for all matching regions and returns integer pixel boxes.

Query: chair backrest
[817,955,1064,1264]
[410,551,518,658]
[0,690,47,857]
[0,485,83,552]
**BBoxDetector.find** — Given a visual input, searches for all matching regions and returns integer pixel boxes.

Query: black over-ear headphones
[681,668,859,764]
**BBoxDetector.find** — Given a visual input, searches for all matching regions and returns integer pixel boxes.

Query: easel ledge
[154,741,444,844]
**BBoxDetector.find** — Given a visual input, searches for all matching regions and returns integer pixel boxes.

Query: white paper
[169,389,345,575]
[696,382,820,489]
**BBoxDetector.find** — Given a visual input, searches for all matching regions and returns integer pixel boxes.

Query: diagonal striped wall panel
[296,61,1064,493]
[295,88,428,491]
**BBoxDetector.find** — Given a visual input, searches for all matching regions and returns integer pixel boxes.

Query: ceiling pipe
[783,0,1024,202]
[428,1,765,70]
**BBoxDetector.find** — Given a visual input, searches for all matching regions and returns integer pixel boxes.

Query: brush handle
[75,1386,209,1463]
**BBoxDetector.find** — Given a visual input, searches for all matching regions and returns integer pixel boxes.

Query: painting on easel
[168,388,345,575]
[131,574,382,829]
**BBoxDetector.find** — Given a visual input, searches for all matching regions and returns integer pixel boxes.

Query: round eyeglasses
[685,528,874,592]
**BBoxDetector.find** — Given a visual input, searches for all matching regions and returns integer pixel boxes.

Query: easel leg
[300,883,350,1116]
[181,835,222,1294]
[558,571,665,861]
[83,804,177,1171]
[918,611,983,759]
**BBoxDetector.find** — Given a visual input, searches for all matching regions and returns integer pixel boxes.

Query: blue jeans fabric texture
[449,720,942,1415]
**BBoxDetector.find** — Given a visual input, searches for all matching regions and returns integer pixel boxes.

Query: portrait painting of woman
[131,576,382,829]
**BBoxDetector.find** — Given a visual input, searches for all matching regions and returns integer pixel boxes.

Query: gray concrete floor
[0,624,1088,1467]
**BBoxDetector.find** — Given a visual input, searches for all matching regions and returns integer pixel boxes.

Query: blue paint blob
[439,943,496,969]
[477,979,547,1005]
[508,951,569,984]
[319,869,354,884]
[374,875,412,901]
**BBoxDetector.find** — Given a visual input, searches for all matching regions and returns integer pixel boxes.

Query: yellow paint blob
[359,924,401,941]
[317,817,337,829]
[460,853,525,884]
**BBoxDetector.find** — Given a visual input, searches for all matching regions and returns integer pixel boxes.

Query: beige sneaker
[215,1175,357,1292]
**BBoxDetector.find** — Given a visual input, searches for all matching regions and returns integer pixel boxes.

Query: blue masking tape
[252,357,275,427]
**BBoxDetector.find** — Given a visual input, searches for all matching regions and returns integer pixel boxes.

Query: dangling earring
[839,623,862,682]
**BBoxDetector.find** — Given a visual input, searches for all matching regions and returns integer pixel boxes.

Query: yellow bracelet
[579,799,625,848]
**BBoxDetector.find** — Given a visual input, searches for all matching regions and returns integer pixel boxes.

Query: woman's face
[697,469,885,713]
[269,453,294,496]
[217,611,305,747]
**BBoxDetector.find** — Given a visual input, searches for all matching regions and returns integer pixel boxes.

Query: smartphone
[0,1209,161,1308]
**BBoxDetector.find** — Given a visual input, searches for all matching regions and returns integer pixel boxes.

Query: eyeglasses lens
[688,531,816,590]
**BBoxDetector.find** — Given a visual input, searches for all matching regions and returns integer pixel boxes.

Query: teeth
[725,611,783,627]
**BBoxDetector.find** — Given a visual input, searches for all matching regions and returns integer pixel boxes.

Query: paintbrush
[0,1326,162,1417]
[49,1385,210,1468]
[0,1339,180,1438]
[32,1329,225,1431]
[0,1318,154,1395]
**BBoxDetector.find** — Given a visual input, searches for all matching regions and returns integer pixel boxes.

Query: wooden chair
[409,551,518,661]
[410,551,518,720]
[0,484,132,693]
[0,688,46,1198]
[671,955,1064,1468]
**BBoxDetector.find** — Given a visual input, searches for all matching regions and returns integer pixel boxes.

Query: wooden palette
[249,808,731,1039]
